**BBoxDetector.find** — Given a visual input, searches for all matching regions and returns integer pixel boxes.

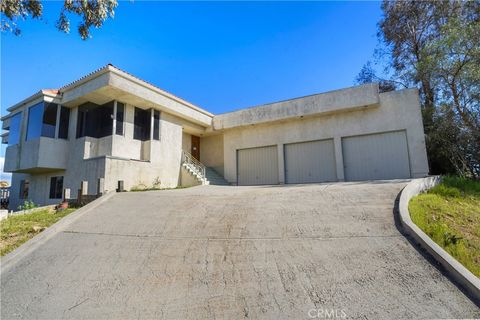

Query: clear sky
[0,1,382,174]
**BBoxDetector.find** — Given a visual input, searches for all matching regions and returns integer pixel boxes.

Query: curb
[398,176,480,303]
[0,191,117,275]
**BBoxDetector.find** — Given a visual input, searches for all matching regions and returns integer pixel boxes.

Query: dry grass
[0,208,76,256]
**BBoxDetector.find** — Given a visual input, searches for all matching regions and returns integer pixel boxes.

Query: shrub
[17,200,37,211]
[429,176,480,198]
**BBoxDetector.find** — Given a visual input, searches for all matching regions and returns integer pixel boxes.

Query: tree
[355,61,398,93]
[0,0,118,39]
[357,1,480,178]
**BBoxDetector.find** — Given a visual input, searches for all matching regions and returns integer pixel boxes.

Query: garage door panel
[284,139,337,184]
[237,146,278,185]
[342,131,411,181]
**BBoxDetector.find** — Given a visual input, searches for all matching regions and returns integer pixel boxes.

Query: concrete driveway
[1,181,479,319]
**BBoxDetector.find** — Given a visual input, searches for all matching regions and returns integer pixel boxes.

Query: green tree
[0,0,118,40]
[357,0,480,178]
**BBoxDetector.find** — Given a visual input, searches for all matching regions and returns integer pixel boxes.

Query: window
[7,112,22,146]
[133,107,151,141]
[116,102,124,135]
[19,180,29,199]
[58,106,70,139]
[26,102,58,140]
[153,110,160,140]
[76,101,114,138]
[26,102,44,140]
[42,103,57,138]
[49,176,63,199]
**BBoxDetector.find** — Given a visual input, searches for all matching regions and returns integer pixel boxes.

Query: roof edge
[59,64,213,118]
[6,89,60,114]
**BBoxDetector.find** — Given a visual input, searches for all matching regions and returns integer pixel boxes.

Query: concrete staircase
[182,162,209,185]
[181,150,229,186]
[205,167,230,185]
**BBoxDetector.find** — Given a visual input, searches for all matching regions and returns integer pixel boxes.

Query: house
[1,64,429,210]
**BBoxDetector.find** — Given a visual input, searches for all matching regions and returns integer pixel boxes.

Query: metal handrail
[182,150,206,180]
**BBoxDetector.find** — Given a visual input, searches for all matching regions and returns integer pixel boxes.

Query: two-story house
[2,64,429,210]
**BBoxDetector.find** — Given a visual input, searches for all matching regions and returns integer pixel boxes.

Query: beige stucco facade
[218,88,429,184]
[2,65,429,210]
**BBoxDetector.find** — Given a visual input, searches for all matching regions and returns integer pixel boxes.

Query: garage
[237,145,278,185]
[342,130,411,181]
[284,139,337,184]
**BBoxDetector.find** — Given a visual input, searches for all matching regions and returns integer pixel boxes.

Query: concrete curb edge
[1,191,117,275]
[398,176,480,303]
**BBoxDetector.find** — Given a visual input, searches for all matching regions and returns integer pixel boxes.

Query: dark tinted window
[153,110,160,140]
[58,106,70,139]
[26,103,59,140]
[76,101,114,138]
[134,107,151,141]
[42,103,57,138]
[8,112,22,146]
[49,176,63,199]
[19,180,29,199]
[116,102,124,135]
[26,102,44,140]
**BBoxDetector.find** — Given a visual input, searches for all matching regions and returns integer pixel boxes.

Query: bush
[17,200,37,211]
[429,176,480,198]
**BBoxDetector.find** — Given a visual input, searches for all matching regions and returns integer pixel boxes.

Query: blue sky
[0,1,382,179]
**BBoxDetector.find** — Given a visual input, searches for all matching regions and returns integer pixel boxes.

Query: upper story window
[7,112,22,146]
[26,102,60,141]
[58,106,70,139]
[153,110,160,140]
[115,102,125,136]
[26,103,45,140]
[76,101,114,139]
[134,107,151,141]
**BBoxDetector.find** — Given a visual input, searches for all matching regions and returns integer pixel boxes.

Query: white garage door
[342,130,411,181]
[237,145,278,185]
[284,139,337,184]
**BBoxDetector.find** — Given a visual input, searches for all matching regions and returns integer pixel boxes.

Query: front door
[191,135,200,160]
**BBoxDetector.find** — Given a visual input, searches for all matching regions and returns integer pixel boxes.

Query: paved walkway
[1,181,479,319]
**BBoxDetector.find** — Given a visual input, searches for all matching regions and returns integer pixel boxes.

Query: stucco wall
[111,104,144,160]
[182,132,192,153]
[222,88,429,184]
[180,166,201,187]
[10,170,67,211]
[103,112,184,191]
[200,134,224,175]
[8,103,188,208]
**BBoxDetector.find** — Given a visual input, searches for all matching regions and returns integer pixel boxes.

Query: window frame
[133,107,151,141]
[76,101,114,139]
[26,102,45,141]
[19,180,29,199]
[7,112,22,146]
[153,110,160,140]
[58,106,70,139]
[115,101,125,136]
[49,176,64,199]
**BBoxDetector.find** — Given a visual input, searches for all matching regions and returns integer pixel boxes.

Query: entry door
[191,135,200,160]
